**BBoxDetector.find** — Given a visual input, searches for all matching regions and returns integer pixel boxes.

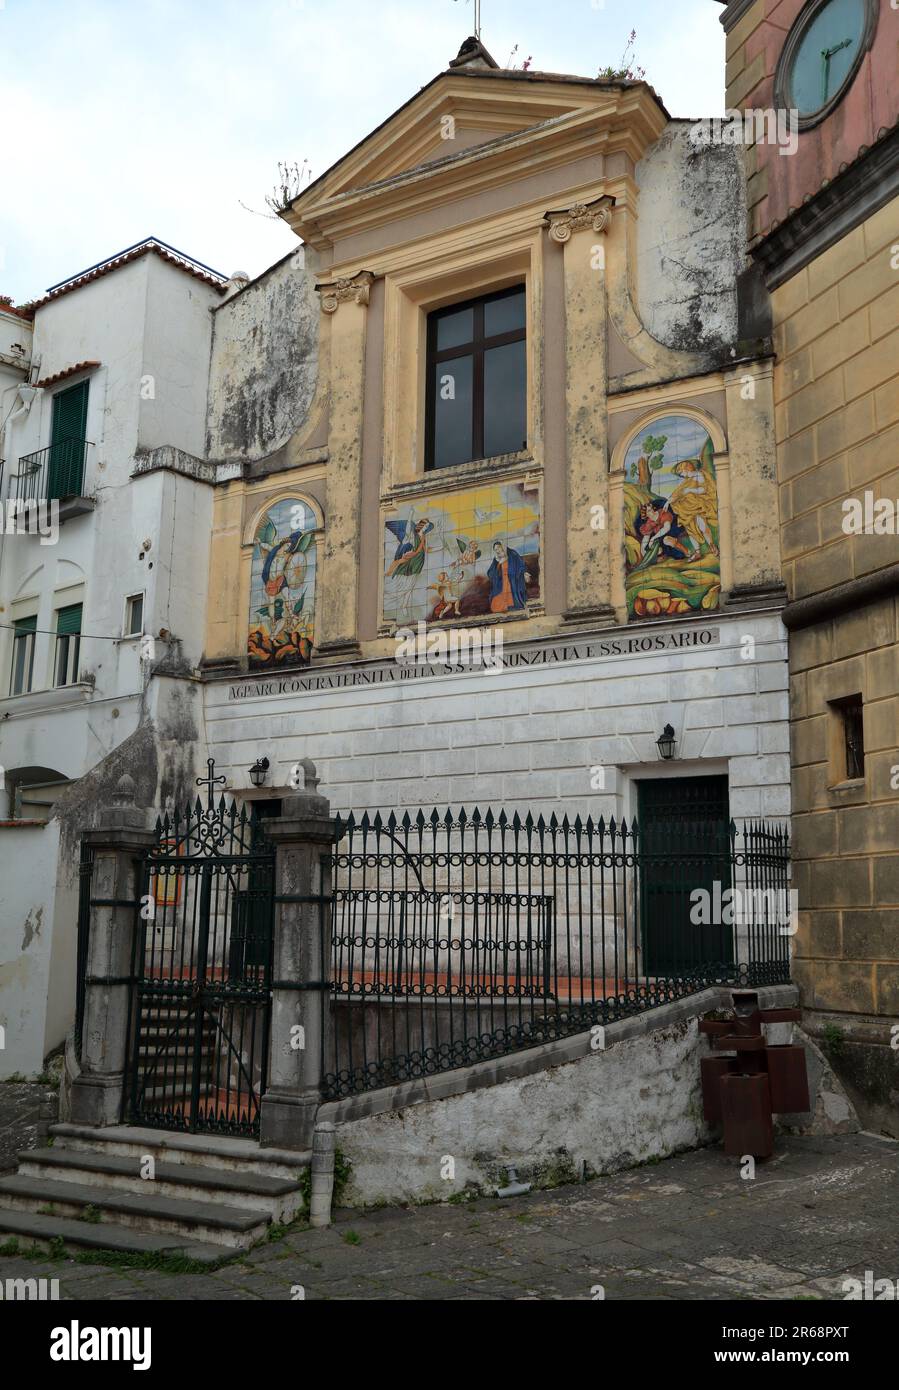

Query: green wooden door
[638,776,733,977]
[49,381,89,498]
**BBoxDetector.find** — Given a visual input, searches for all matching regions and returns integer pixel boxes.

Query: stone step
[0,1174,270,1249]
[0,1208,225,1265]
[17,1149,303,1220]
[50,1123,310,1181]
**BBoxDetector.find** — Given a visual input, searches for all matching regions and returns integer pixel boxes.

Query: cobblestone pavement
[1,1132,898,1300]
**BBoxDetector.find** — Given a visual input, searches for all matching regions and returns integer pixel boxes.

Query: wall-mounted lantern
[656,725,677,761]
[249,757,270,788]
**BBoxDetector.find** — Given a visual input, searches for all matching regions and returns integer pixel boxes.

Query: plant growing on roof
[598,30,646,82]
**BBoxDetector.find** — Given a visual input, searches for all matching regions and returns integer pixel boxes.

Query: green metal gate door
[638,775,733,977]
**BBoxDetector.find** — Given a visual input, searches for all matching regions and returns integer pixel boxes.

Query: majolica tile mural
[248,498,317,668]
[383,480,540,626]
[623,414,721,619]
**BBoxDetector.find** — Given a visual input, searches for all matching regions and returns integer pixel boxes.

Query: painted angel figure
[669,458,719,560]
[384,514,434,621]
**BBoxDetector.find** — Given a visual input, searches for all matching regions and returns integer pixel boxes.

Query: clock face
[787,0,868,118]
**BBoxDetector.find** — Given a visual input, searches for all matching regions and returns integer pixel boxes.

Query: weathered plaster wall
[335,1019,707,1206]
[138,255,219,457]
[0,822,59,1078]
[206,249,320,462]
[324,984,850,1207]
[635,123,745,355]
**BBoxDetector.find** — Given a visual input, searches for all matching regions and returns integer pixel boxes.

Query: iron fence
[324,809,791,1099]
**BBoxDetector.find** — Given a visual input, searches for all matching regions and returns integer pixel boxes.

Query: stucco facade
[0,244,226,1077]
[200,49,789,866]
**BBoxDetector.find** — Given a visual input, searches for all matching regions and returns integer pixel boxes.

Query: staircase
[0,1124,310,1265]
[133,1000,218,1109]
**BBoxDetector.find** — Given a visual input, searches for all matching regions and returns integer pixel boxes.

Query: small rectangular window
[425,285,527,470]
[54,603,82,687]
[10,616,37,696]
[125,594,144,637]
[840,695,865,780]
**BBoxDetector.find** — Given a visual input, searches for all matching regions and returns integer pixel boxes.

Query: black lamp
[656,725,677,761]
[249,757,270,788]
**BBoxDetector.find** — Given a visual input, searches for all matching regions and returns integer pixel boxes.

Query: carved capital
[315,269,376,314]
[543,196,615,243]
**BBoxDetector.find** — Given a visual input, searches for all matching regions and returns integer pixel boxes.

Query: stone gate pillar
[70,775,155,1127]
[260,760,338,1151]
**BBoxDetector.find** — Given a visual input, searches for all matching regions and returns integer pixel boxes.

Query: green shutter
[56,604,82,636]
[49,381,89,498]
[14,615,37,634]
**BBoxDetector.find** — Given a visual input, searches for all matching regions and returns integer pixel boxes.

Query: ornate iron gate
[126,762,275,1137]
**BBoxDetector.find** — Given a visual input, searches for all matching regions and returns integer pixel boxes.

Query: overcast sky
[0,0,726,304]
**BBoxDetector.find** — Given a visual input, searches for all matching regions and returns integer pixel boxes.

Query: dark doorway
[638,775,733,977]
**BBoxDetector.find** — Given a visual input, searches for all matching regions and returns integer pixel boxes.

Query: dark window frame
[10,619,36,697]
[424,284,526,471]
[836,693,865,781]
[54,602,82,688]
[54,632,81,687]
[124,593,144,637]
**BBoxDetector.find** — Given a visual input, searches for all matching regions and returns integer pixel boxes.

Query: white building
[0,240,229,1077]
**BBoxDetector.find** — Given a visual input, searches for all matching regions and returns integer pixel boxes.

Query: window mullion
[473,298,485,461]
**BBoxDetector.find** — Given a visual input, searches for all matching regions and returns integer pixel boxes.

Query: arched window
[622,413,721,620]
[247,498,318,668]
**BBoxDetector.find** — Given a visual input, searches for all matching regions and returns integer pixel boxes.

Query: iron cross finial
[196,757,226,809]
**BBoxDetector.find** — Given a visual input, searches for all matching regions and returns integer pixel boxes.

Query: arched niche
[245,495,322,669]
[609,407,729,622]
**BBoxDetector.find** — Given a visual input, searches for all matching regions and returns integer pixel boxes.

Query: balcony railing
[11,438,91,504]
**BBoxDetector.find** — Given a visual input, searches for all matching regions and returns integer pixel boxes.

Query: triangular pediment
[284,67,668,249]
[320,78,592,196]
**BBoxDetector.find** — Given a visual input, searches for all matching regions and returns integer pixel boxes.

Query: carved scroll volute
[543,197,615,243]
[315,269,376,314]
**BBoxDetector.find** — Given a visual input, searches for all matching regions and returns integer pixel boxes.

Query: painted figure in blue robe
[488,540,527,613]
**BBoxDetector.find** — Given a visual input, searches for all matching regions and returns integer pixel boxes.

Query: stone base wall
[319,984,856,1208]
[790,589,899,1130]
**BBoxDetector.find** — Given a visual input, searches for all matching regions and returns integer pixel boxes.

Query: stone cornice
[781,563,899,632]
[717,0,758,34]
[131,445,217,484]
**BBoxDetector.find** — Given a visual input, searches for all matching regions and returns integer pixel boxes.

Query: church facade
[200,38,790,841]
[1,34,797,1084]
